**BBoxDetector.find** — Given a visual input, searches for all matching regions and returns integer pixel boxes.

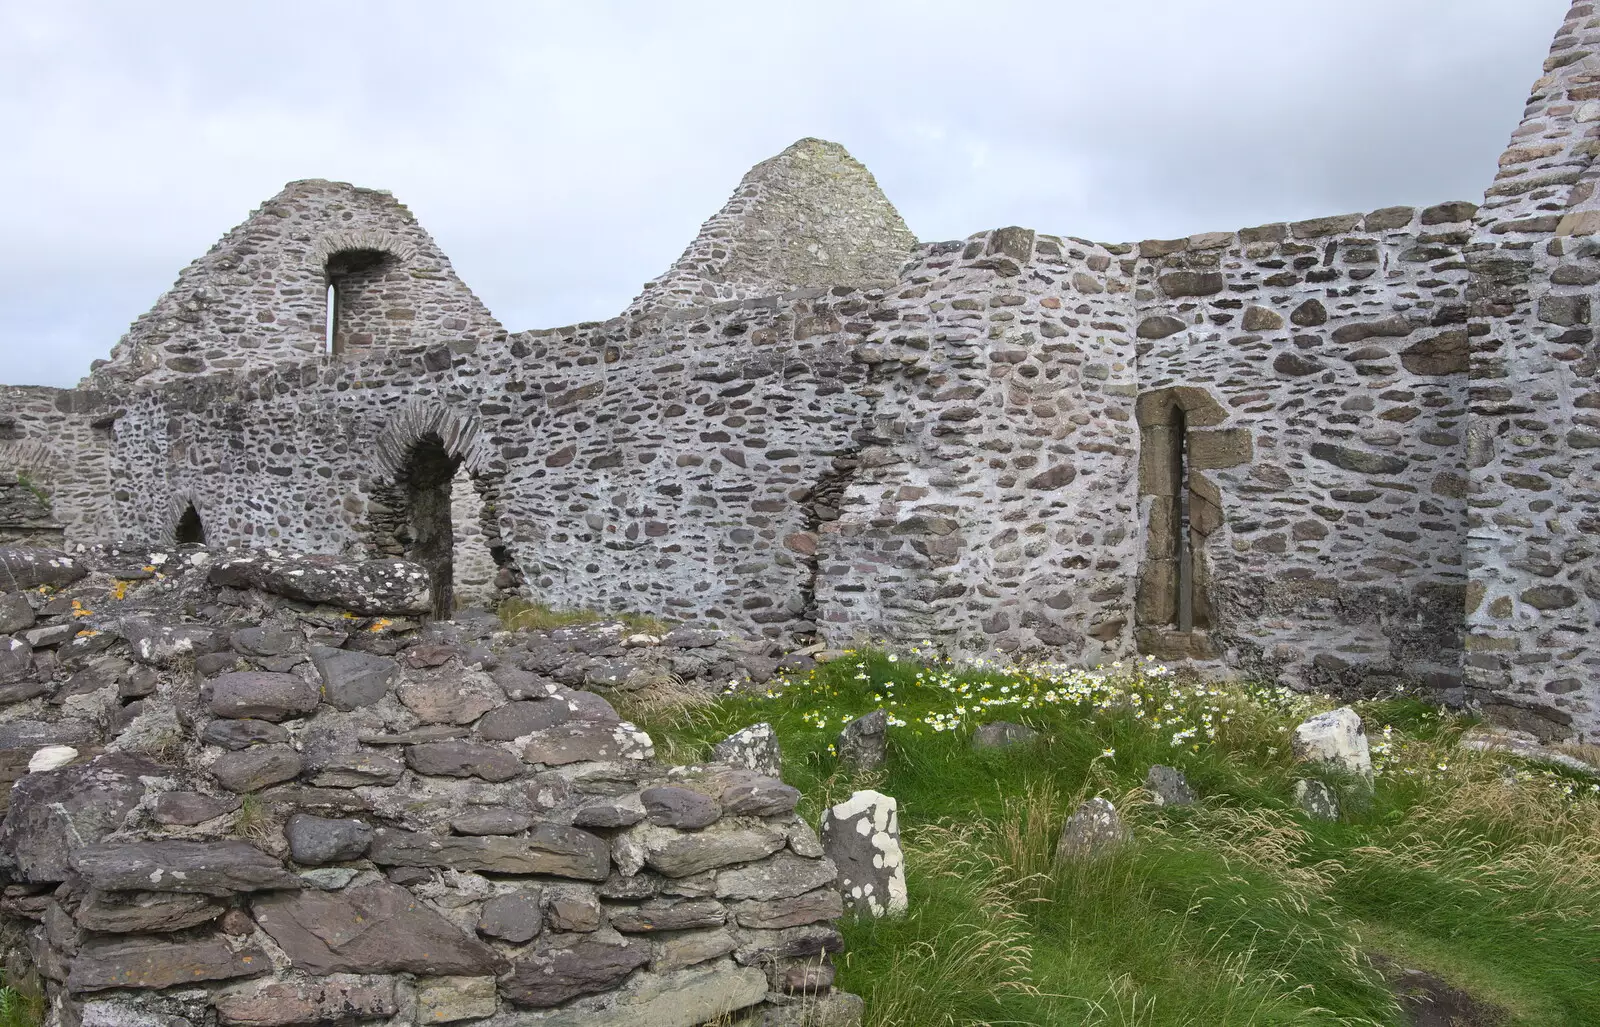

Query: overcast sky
[0,1,1572,388]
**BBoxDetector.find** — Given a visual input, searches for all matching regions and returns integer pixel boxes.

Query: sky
[0,0,1573,388]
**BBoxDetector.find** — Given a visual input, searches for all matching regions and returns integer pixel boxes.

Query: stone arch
[1134,386,1240,657]
[368,403,516,618]
[164,490,210,546]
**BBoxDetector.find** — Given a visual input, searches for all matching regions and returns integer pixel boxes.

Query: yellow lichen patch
[369,618,393,633]
[70,600,92,618]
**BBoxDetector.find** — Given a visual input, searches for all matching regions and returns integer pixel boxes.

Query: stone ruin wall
[1464,0,1600,741]
[0,547,862,1027]
[5,0,1600,742]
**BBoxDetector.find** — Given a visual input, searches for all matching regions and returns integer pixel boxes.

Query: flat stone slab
[70,840,302,895]
[209,553,431,617]
[67,935,268,993]
[74,890,226,933]
[0,547,87,592]
[522,720,653,766]
[369,826,609,880]
[253,882,503,977]
[209,671,320,721]
[501,935,651,1008]
[0,754,162,882]
[309,646,396,711]
[213,975,398,1026]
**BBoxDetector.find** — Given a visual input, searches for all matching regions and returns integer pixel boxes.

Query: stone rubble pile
[0,545,863,1027]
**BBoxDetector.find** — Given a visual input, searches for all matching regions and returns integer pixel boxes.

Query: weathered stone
[1309,443,1408,476]
[1273,352,1326,377]
[730,886,845,930]
[651,927,735,971]
[641,786,720,829]
[213,975,398,1026]
[970,721,1040,750]
[1290,298,1328,326]
[152,790,242,826]
[716,852,838,901]
[67,935,268,993]
[506,964,768,1027]
[836,709,887,771]
[1136,315,1187,339]
[523,720,653,765]
[820,790,905,918]
[477,890,543,943]
[501,935,651,1008]
[711,723,782,777]
[1054,797,1130,861]
[405,741,522,782]
[1241,306,1284,331]
[624,819,787,878]
[0,754,161,882]
[1144,765,1196,807]
[476,699,570,740]
[1291,707,1373,781]
[397,675,503,725]
[450,808,534,835]
[203,718,291,750]
[573,797,647,829]
[252,882,504,976]
[306,751,405,788]
[309,646,396,711]
[209,672,321,721]
[1158,271,1225,297]
[74,890,225,933]
[415,976,498,1025]
[608,899,726,933]
[369,826,610,880]
[718,777,800,817]
[0,547,87,592]
[1400,331,1467,376]
[758,991,865,1027]
[209,554,431,617]
[122,620,227,667]
[1293,779,1340,821]
[71,840,302,895]
[285,814,372,864]
[212,744,303,792]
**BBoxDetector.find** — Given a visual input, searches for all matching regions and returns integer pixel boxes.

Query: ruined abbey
[5,2,1600,744]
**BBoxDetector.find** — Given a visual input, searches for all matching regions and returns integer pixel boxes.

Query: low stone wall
[0,545,859,1027]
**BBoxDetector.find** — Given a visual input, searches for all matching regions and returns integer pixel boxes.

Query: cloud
[0,0,1571,386]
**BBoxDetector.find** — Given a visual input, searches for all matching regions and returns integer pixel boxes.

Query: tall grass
[638,649,1600,1027]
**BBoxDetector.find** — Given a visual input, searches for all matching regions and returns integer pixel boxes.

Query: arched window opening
[324,248,392,357]
[399,432,462,620]
[175,504,206,545]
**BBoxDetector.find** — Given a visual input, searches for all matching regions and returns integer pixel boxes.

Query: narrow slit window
[1176,408,1192,631]
[325,282,338,356]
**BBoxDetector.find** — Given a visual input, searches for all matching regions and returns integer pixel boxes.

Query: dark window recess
[175,504,206,545]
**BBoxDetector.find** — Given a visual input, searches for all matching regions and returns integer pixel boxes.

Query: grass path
[624,650,1600,1027]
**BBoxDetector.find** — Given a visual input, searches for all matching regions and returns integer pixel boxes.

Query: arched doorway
[397,432,461,620]
[175,503,206,545]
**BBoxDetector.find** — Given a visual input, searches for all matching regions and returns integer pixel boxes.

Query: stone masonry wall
[1133,207,1473,697]
[87,180,506,387]
[1465,0,1600,741]
[8,1,1600,741]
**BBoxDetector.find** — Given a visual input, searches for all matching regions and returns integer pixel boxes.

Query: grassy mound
[624,650,1600,1027]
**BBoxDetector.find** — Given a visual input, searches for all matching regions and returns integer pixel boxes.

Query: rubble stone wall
[0,545,854,1027]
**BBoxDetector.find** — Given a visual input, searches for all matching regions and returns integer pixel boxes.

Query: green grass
[497,598,671,636]
[633,650,1600,1027]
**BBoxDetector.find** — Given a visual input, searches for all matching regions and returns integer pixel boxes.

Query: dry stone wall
[0,545,858,1027]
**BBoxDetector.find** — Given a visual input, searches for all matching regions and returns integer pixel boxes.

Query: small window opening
[175,504,206,545]
[1175,409,1193,632]
[324,248,389,357]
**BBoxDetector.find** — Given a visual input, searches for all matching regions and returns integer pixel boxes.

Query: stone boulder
[284,813,372,864]
[820,790,905,918]
[212,976,398,1027]
[0,593,34,635]
[308,646,396,711]
[501,933,651,1008]
[1291,707,1373,782]
[836,709,888,771]
[68,934,269,993]
[971,721,1040,750]
[1144,765,1197,807]
[208,671,320,721]
[1293,779,1340,821]
[1054,797,1130,862]
[0,546,87,592]
[0,754,163,882]
[712,723,782,777]
[209,552,431,616]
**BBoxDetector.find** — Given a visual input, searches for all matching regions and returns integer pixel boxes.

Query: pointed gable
[90,180,504,385]
[625,138,917,318]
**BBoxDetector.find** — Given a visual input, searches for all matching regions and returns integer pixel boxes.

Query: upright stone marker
[820,789,906,918]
